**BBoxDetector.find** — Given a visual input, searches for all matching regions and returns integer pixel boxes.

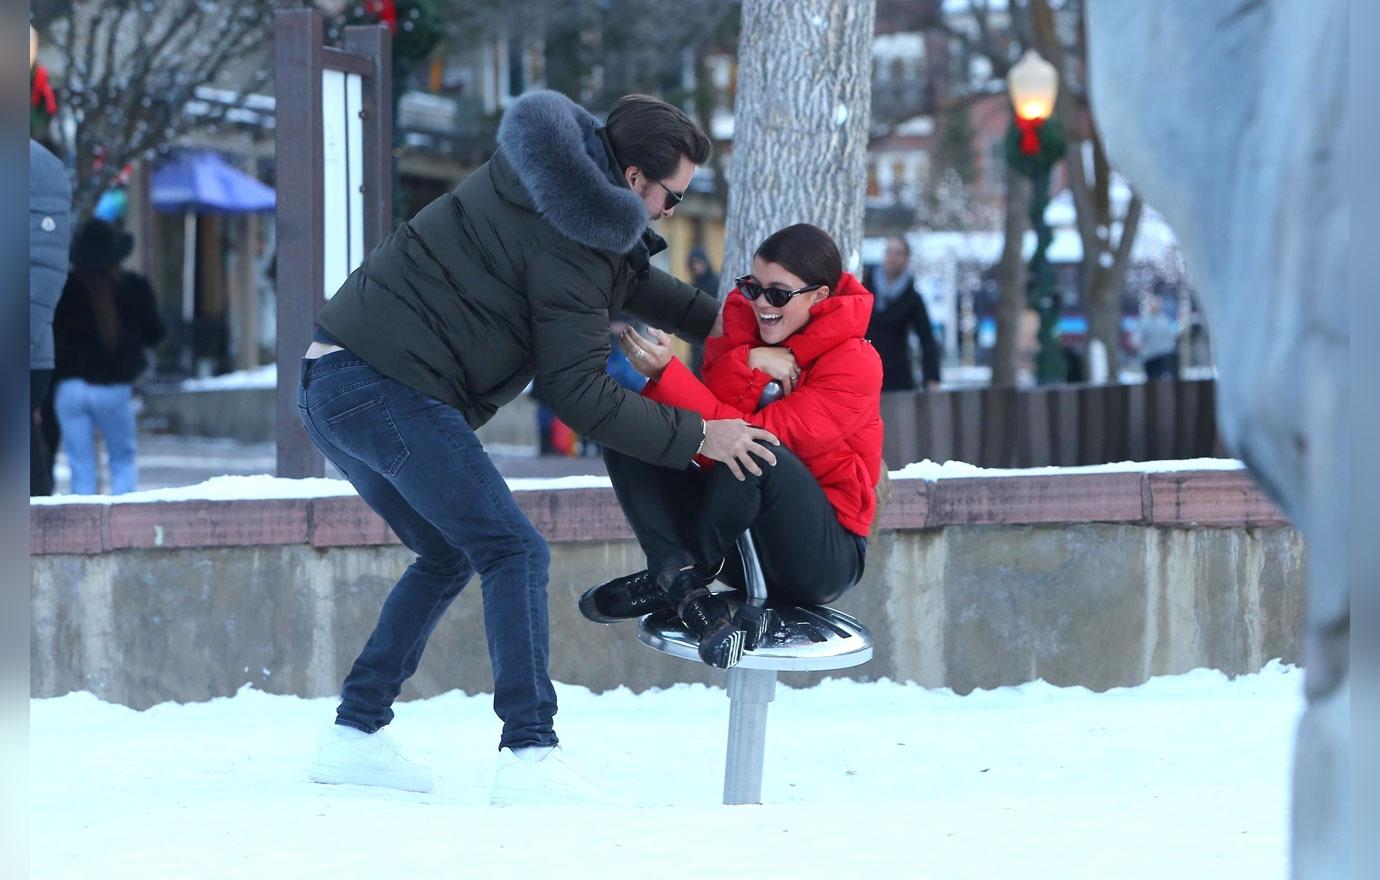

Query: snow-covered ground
[30,662,1300,878]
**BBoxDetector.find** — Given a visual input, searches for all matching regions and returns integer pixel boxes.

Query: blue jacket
[30,140,72,371]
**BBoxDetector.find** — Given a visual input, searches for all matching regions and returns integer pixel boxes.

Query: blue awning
[151,152,275,214]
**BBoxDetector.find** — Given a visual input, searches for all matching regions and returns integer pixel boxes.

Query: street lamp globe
[1008,49,1059,121]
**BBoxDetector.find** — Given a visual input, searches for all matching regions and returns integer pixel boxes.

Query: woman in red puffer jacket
[579,224,884,670]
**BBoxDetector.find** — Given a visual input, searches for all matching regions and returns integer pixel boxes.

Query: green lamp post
[1004,49,1067,384]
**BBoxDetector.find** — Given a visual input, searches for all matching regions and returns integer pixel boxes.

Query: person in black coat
[864,236,942,391]
[52,220,165,494]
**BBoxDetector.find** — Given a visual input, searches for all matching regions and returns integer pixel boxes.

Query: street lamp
[1005,49,1067,384]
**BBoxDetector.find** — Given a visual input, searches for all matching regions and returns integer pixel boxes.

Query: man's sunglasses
[734,275,823,308]
[654,179,685,208]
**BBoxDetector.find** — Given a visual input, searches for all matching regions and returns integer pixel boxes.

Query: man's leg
[301,354,556,749]
[54,379,97,495]
[300,410,473,733]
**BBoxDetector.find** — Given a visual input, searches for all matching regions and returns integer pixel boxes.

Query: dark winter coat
[53,270,166,385]
[316,90,718,468]
[30,139,72,371]
[643,272,884,536]
[863,267,942,391]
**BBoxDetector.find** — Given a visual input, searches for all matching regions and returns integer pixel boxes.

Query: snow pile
[29,662,1300,877]
[889,457,1245,481]
[30,460,1245,506]
[178,364,277,392]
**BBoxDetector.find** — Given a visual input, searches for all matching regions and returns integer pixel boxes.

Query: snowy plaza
[32,664,1300,878]
[26,0,1348,877]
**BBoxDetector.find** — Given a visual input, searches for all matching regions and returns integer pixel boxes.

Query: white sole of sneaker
[307,763,433,793]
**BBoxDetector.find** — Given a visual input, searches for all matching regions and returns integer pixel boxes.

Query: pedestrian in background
[1135,294,1182,381]
[864,236,942,391]
[52,219,165,495]
[30,139,72,496]
[687,245,720,375]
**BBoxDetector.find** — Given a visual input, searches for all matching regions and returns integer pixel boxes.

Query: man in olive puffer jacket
[301,91,780,803]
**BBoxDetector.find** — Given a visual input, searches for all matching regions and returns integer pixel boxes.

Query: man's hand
[700,418,780,480]
[621,326,674,380]
[747,346,800,394]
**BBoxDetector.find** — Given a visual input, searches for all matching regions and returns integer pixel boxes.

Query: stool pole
[723,666,777,804]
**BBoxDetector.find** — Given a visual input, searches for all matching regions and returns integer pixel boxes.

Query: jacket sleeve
[527,247,702,468]
[646,340,882,460]
[911,289,942,384]
[29,141,72,369]
[701,344,770,412]
[121,273,167,347]
[623,266,719,343]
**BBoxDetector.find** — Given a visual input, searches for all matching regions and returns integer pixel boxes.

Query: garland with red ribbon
[1015,114,1043,156]
[31,64,57,116]
[363,0,398,31]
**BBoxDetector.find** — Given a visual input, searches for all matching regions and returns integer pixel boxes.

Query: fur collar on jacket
[496,90,649,254]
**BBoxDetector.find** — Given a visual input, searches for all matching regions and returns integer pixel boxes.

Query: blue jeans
[54,378,137,495]
[297,351,558,750]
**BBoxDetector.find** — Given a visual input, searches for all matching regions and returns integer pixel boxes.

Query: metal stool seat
[636,530,873,804]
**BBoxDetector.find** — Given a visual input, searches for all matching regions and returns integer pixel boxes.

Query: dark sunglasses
[654,179,685,208]
[734,275,823,308]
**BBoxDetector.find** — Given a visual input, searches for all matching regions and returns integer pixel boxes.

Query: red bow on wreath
[31,64,57,115]
[364,0,398,31]
[1015,115,1043,156]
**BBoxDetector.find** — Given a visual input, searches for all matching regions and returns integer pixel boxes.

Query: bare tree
[441,0,740,208]
[721,0,876,288]
[1028,0,1142,378]
[904,0,1032,386]
[40,1,310,221]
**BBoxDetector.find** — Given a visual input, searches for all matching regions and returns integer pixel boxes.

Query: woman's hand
[621,326,674,381]
[747,346,801,394]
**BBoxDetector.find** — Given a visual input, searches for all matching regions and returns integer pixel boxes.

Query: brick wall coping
[29,468,1288,556]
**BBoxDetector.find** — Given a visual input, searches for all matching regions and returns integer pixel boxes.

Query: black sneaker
[663,569,745,669]
[732,603,776,652]
[578,570,671,623]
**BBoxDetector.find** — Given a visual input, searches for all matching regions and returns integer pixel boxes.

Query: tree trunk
[992,163,1030,387]
[1086,191,1142,380]
[720,0,876,289]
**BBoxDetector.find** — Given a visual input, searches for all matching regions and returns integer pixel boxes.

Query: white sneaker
[307,723,433,793]
[489,746,628,807]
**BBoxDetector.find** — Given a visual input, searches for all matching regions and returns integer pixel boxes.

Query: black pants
[603,445,865,606]
[1145,353,1179,380]
[30,370,53,497]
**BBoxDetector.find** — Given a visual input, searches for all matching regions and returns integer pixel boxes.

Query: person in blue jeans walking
[301,92,778,805]
[51,219,164,495]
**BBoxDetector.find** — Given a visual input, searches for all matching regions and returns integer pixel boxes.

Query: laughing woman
[579,224,884,668]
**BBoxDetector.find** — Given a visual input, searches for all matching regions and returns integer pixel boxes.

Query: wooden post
[343,25,393,251]
[274,13,392,478]
[274,9,327,478]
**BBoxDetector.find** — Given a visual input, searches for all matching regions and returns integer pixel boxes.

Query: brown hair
[604,94,712,180]
[754,224,843,290]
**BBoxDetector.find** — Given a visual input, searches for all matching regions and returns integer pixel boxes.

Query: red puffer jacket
[642,271,884,536]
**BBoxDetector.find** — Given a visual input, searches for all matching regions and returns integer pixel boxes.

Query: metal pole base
[722,666,778,805]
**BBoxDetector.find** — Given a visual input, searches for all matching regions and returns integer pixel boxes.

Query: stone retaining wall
[30,470,1303,709]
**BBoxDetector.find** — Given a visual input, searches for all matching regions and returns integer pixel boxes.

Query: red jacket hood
[716,271,874,367]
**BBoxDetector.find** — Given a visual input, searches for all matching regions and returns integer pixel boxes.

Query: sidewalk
[48,434,608,495]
